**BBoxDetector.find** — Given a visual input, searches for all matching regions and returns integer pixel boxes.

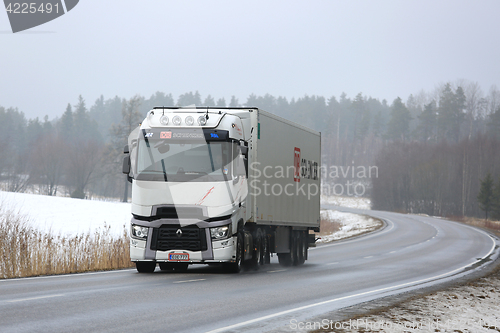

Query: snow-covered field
[0,191,131,237]
[321,195,371,210]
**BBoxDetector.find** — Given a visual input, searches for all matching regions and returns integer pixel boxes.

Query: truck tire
[225,233,243,273]
[290,231,298,266]
[278,253,292,266]
[136,261,156,273]
[264,234,271,264]
[250,229,262,270]
[278,230,295,267]
[298,232,306,265]
[261,231,270,265]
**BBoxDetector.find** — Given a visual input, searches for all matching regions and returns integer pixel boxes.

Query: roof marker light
[160,115,169,125]
[185,116,194,126]
[198,116,207,126]
[172,116,182,126]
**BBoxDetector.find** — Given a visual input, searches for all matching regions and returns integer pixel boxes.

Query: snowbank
[0,191,131,237]
[318,210,381,243]
[333,274,500,333]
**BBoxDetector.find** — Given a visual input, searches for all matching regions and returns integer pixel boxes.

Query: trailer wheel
[264,234,271,264]
[250,229,262,270]
[298,232,306,265]
[278,253,292,266]
[135,261,156,273]
[291,231,299,266]
[261,232,270,265]
[225,232,243,273]
[278,231,296,267]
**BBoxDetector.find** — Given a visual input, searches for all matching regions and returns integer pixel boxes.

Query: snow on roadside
[318,210,382,243]
[331,274,500,333]
[0,191,131,237]
[321,195,371,210]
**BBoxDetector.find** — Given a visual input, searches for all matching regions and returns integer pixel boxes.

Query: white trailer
[123,107,320,273]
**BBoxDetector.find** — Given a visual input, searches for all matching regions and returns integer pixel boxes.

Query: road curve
[0,207,498,333]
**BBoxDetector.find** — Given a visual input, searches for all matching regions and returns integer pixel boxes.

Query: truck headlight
[210,225,232,240]
[131,225,149,240]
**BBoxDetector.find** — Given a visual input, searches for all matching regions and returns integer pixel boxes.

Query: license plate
[169,253,189,261]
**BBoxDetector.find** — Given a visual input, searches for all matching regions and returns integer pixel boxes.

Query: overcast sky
[1,0,499,119]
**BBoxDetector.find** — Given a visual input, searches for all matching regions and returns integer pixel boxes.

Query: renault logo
[176,229,183,238]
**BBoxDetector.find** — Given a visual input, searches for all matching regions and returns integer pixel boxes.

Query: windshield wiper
[160,159,168,181]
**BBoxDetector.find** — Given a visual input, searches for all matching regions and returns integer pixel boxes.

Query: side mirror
[123,144,131,175]
[239,145,248,157]
[122,155,131,175]
[236,155,247,177]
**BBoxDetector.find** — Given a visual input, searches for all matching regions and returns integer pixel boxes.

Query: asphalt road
[1,207,498,333]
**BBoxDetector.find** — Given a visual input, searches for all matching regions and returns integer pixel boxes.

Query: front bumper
[130,216,236,263]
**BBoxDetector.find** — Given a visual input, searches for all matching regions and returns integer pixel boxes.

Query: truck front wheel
[225,233,243,273]
[136,261,156,273]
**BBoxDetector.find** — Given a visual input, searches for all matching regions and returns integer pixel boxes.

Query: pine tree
[246,94,258,107]
[477,173,494,220]
[437,84,465,142]
[59,103,74,140]
[351,93,370,142]
[216,97,226,107]
[203,95,215,106]
[177,91,202,106]
[492,177,500,221]
[229,96,239,107]
[415,101,437,142]
[385,97,412,141]
[372,111,383,138]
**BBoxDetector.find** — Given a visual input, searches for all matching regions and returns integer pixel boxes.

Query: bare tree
[67,140,103,198]
[463,81,486,138]
[487,85,500,116]
[30,133,67,196]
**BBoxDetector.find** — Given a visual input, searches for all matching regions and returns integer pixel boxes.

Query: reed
[0,206,134,279]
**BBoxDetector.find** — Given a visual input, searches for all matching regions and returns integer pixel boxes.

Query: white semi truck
[123,107,320,273]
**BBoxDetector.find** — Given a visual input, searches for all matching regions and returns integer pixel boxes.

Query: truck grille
[151,225,207,252]
[153,206,204,219]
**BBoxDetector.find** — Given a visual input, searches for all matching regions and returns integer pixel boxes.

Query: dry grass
[319,217,342,236]
[0,207,134,279]
[454,216,500,236]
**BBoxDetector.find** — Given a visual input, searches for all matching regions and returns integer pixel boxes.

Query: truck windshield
[135,139,235,182]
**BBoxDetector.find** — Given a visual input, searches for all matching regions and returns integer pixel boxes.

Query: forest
[1,80,500,218]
